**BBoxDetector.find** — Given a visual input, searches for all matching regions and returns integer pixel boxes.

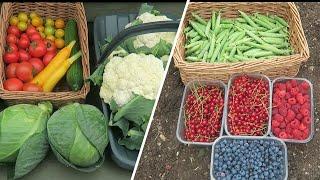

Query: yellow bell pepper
[42,51,82,92]
[31,40,76,86]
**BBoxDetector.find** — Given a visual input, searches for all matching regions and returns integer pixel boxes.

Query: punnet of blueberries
[212,137,286,180]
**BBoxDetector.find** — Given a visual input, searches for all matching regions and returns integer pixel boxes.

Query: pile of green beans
[184,11,294,63]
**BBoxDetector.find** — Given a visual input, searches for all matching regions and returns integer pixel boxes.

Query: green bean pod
[192,12,207,25]
[189,20,206,37]
[239,10,258,28]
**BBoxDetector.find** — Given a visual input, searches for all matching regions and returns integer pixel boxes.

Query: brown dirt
[134,2,320,180]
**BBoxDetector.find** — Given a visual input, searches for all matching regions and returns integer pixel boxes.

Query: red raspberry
[290,87,299,96]
[272,120,280,127]
[293,129,302,139]
[299,123,307,131]
[302,117,311,125]
[288,98,297,105]
[300,108,310,117]
[277,90,286,99]
[301,81,310,90]
[285,126,292,134]
[301,131,309,140]
[279,131,288,139]
[291,104,301,114]
[291,79,298,87]
[272,108,279,116]
[274,114,284,122]
[280,122,286,129]
[287,109,295,121]
[285,92,291,99]
[273,127,281,135]
[296,93,305,104]
[290,119,300,129]
[278,83,286,91]
[279,107,287,116]
[286,81,292,90]
[301,103,310,110]
[304,95,310,101]
[296,113,303,120]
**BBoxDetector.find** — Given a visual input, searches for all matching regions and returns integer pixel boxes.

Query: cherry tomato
[18,36,30,49]
[26,25,38,36]
[9,16,19,26]
[55,18,65,29]
[29,32,42,41]
[44,39,57,53]
[22,83,43,92]
[43,51,56,66]
[7,25,21,37]
[17,22,27,32]
[3,44,19,64]
[6,34,18,44]
[4,78,23,91]
[5,63,19,78]
[16,62,34,82]
[29,40,47,58]
[54,38,65,49]
[18,49,30,62]
[29,58,44,74]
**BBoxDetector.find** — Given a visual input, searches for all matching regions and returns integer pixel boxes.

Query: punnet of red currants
[271,79,312,141]
[184,84,224,143]
[227,75,270,136]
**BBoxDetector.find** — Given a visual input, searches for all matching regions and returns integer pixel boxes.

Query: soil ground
[134,3,320,180]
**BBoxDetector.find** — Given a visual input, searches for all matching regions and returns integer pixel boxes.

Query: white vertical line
[130,1,190,179]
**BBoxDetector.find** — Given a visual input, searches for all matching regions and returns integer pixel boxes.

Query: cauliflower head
[100,53,164,107]
[125,12,176,49]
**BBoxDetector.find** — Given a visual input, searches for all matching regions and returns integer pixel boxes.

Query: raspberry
[299,123,307,131]
[288,98,297,105]
[290,79,298,87]
[289,119,300,129]
[280,122,286,129]
[286,81,292,90]
[279,131,287,139]
[277,90,286,99]
[285,126,292,134]
[293,129,302,139]
[273,127,281,135]
[301,103,310,110]
[286,109,295,121]
[296,94,305,104]
[272,108,279,116]
[278,107,287,116]
[301,131,309,140]
[301,81,310,90]
[290,87,299,96]
[302,117,311,125]
[272,120,280,127]
[296,113,303,120]
[274,114,284,122]
[285,92,291,99]
[291,104,301,114]
[300,108,310,117]
[278,83,286,91]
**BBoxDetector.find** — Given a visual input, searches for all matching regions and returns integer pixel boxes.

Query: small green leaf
[109,118,129,137]
[109,99,119,112]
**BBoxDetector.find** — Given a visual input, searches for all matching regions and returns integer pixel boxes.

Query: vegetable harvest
[184,11,293,63]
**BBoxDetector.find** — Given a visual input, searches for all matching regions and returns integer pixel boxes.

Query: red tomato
[7,43,18,52]
[44,40,57,53]
[7,25,21,37]
[43,51,56,66]
[4,78,23,91]
[29,32,42,41]
[18,49,30,62]
[22,83,43,92]
[16,62,34,82]
[5,63,19,78]
[29,58,44,74]
[3,44,19,64]
[20,33,28,39]
[26,25,37,36]
[6,34,18,44]
[18,36,30,49]
[29,40,47,58]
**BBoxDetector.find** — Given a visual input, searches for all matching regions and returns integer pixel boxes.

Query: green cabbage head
[47,103,108,171]
[0,102,53,179]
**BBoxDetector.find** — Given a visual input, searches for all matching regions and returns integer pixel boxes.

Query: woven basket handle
[96,20,180,67]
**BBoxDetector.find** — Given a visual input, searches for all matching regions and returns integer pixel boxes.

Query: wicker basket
[173,2,309,84]
[0,2,90,107]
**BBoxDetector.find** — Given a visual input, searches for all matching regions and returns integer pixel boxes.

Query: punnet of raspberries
[227,75,270,136]
[184,84,224,143]
[271,79,312,141]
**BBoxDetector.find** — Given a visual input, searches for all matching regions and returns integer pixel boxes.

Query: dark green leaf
[109,99,119,112]
[152,39,172,58]
[87,60,108,86]
[118,129,144,150]
[109,117,129,137]
[113,95,155,126]
[14,131,49,179]
[76,104,109,156]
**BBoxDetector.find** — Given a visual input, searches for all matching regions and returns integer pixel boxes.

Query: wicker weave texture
[0,2,90,107]
[173,2,309,84]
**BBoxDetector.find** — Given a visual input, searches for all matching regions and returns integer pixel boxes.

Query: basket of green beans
[173,2,309,84]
